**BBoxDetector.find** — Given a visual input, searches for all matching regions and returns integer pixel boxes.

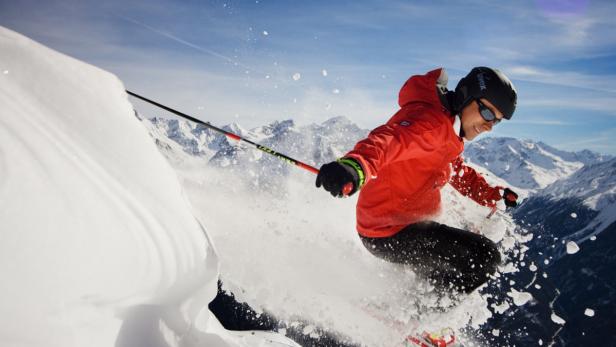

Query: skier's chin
[463,130,478,141]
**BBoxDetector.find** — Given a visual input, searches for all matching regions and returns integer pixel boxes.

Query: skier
[316,67,519,294]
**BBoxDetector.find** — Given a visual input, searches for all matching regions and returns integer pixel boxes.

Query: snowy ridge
[0,26,297,347]
[142,116,369,194]
[541,157,616,211]
[464,137,609,190]
[534,157,616,245]
[143,115,367,167]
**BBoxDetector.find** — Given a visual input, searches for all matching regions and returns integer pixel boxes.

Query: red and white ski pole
[126,90,354,195]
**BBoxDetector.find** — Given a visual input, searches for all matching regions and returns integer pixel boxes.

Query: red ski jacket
[345,68,503,238]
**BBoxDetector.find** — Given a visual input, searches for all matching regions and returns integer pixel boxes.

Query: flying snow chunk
[507,288,533,306]
[302,325,315,335]
[529,263,538,272]
[292,73,301,81]
[491,301,510,314]
[332,88,340,94]
[566,241,580,254]
[551,313,566,325]
[322,69,328,77]
[584,308,595,317]
[570,212,577,218]
[590,235,597,241]
[3,70,8,74]
[501,236,515,249]
[263,30,269,36]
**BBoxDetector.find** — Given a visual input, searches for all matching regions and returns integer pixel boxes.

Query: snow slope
[0,26,297,347]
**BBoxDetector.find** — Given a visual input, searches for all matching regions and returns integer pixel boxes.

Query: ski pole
[126,90,354,195]
[486,206,498,219]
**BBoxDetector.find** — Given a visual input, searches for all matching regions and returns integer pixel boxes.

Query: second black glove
[503,188,519,208]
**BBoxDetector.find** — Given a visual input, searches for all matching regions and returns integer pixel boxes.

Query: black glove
[503,188,519,208]
[316,159,362,197]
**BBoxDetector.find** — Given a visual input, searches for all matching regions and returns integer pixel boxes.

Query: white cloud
[554,128,616,154]
[522,96,616,115]
[512,119,576,126]
[118,16,257,73]
[506,65,616,94]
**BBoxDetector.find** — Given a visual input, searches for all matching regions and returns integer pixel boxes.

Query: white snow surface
[169,157,516,346]
[0,27,297,347]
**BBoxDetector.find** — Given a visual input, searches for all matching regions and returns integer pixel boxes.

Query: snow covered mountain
[142,116,369,193]
[143,115,367,166]
[464,137,610,190]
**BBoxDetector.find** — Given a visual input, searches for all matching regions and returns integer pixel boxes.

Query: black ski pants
[360,221,501,294]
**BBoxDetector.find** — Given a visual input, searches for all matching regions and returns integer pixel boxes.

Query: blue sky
[1,0,616,154]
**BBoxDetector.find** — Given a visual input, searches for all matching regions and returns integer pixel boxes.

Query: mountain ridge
[143,116,610,196]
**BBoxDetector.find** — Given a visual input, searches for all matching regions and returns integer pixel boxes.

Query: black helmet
[454,67,517,119]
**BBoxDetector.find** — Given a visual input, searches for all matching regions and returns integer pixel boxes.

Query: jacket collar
[453,115,463,139]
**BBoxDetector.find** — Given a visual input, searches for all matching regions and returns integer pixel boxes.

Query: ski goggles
[476,99,501,125]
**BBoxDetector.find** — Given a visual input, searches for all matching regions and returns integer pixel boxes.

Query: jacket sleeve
[344,119,445,183]
[449,156,503,207]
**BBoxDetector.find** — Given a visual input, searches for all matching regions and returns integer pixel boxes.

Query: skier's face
[460,98,504,141]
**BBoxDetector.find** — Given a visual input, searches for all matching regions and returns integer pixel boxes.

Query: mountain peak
[464,137,607,190]
[542,156,616,210]
[322,115,352,126]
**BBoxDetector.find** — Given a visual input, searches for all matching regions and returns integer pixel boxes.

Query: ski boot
[405,328,457,347]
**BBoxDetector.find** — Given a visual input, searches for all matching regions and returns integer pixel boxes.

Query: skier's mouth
[474,125,481,134]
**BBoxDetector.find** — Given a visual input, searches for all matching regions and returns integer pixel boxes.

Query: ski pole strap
[337,158,365,188]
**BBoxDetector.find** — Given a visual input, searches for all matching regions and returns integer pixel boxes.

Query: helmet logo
[477,72,487,91]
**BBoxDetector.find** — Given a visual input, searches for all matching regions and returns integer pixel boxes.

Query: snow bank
[0,26,294,347]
